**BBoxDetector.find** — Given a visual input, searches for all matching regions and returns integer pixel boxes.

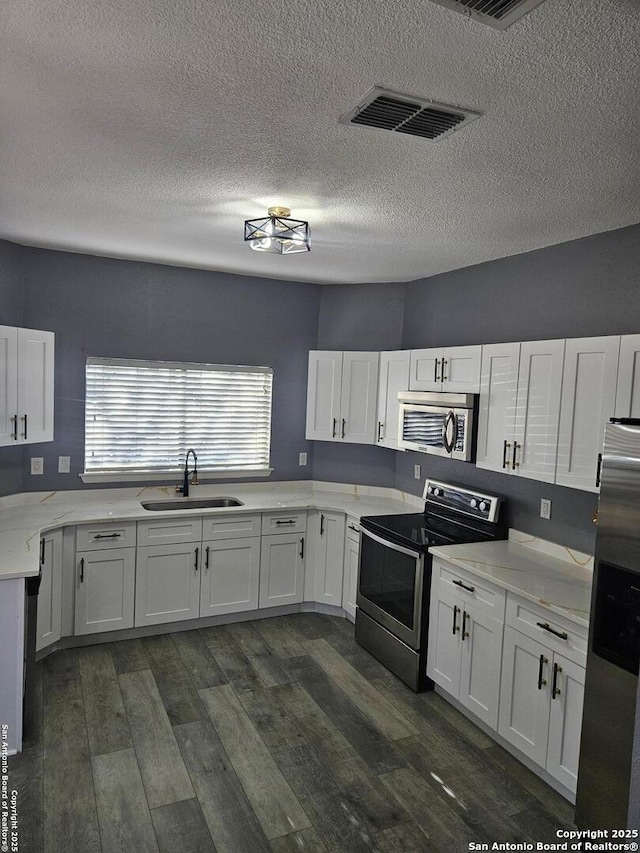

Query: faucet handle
[191,473,199,486]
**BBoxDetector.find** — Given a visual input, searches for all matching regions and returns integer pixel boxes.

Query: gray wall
[11,245,320,492]
[0,241,26,495]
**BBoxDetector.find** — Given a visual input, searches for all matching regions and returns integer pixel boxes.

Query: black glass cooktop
[360,510,496,553]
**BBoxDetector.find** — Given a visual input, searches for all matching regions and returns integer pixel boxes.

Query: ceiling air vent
[339,88,480,142]
[426,0,548,30]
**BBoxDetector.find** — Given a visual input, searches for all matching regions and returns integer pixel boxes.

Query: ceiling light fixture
[244,206,310,254]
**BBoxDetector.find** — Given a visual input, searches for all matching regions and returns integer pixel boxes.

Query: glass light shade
[244,207,310,254]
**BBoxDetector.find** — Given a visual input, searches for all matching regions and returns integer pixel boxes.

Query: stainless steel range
[355,479,504,691]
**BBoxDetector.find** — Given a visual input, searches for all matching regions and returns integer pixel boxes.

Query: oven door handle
[360,526,423,560]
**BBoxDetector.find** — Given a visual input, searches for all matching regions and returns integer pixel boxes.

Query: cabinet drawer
[505,594,588,666]
[434,559,506,621]
[202,513,262,541]
[137,517,203,546]
[76,521,137,551]
[261,511,307,536]
[345,517,361,543]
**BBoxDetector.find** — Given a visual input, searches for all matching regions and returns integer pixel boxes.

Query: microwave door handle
[443,411,455,454]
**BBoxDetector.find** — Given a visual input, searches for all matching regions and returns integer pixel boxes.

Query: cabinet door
[135,543,201,627]
[408,348,441,392]
[17,328,55,444]
[259,533,305,608]
[313,511,345,607]
[615,334,640,419]
[476,343,520,473]
[459,604,503,729]
[340,352,379,444]
[498,626,550,766]
[0,326,18,447]
[426,587,462,699]
[441,345,482,393]
[305,351,343,441]
[75,548,135,635]
[342,524,360,620]
[546,653,585,793]
[556,336,620,492]
[36,529,63,652]
[376,350,410,449]
[513,339,564,484]
[200,537,260,617]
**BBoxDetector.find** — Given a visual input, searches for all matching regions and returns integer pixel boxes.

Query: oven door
[398,404,473,460]
[357,527,424,649]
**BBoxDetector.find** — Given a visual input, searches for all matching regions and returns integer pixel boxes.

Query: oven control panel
[423,479,501,524]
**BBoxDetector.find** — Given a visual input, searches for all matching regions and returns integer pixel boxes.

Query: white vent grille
[339,88,480,142]
[426,0,547,30]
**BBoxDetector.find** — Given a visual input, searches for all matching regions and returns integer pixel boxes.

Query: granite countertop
[0,480,423,580]
[429,530,593,627]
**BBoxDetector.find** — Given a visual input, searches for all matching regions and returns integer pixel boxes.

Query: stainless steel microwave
[397,391,477,460]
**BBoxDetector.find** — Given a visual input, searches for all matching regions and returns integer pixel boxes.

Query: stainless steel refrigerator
[575,418,640,829]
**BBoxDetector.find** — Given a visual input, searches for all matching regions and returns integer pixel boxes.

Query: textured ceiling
[1,0,639,284]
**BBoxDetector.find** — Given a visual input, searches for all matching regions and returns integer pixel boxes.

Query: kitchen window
[81,357,273,482]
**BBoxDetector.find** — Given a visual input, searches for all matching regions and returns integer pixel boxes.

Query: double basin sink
[141,497,244,511]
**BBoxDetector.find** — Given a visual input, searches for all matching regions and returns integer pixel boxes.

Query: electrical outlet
[30,457,44,476]
[58,456,71,473]
[540,498,552,520]
[298,452,307,466]
[414,464,421,479]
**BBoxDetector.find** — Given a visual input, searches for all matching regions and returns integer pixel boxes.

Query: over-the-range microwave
[397,391,477,461]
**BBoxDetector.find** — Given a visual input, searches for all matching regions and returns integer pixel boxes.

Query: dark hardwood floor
[9,613,576,852]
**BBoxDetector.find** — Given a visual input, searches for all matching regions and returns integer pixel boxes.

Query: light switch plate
[299,452,307,466]
[414,464,421,479]
[31,457,44,475]
[540,498,552,519]
[58,456,71,473]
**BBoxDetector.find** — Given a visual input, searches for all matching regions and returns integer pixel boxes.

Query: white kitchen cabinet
[375,350,410,450]
[199,536,261,617]
[36,528,63,652]
[305,350,379,444]
[477,339,564,484]
[342,518,360,620]
[135,542,201,627]
[409,346,481,393]
[615,334,640,419]
[556,336,620,492]
[498,626,585,794]
[0,325,54,447]
[259,532,306,608]
[75,547,136,635]
[310,511,345,607]
[427,585,504,729]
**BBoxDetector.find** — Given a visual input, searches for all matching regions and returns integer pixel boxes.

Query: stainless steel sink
[141,498,244,511]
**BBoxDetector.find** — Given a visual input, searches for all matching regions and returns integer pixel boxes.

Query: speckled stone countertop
[429,529,593,627]
[0,480,424,580]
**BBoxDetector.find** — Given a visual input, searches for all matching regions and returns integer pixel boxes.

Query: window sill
[79,468,274,484]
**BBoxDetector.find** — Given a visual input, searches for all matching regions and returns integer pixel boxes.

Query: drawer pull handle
[205,545,210,571]
[194,546,199,571]
[275,519,296,525]
[552,662,562,699]
[452,604,460,635]
[536,621,568,641]
[461,610,469,640]
[452,579,475,593]
[537,654,548,689]
[79,557,84,583]
[94,533,122,539]
[348,524,359,532]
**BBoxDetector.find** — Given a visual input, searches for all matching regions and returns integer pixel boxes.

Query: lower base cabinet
[36,528,63,652]
[200,537,261,617]
[259,532,306,608]
[498,625,585,792]
[135,543,201,627]
[312,511,345,607]
[342,519,360,619]
[75,547,136,635]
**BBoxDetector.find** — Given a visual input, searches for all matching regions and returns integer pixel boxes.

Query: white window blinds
[85,358,273,474]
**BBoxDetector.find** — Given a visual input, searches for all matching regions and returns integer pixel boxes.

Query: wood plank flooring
[9,613,576,852]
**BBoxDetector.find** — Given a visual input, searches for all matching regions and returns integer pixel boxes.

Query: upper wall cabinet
[375,350,410,450]
[0,325,55,447]
[556,336,620,492]
[615,335,640,419]
[305,351,379,444]
[409,346,482,393]
[476,340,565,484]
